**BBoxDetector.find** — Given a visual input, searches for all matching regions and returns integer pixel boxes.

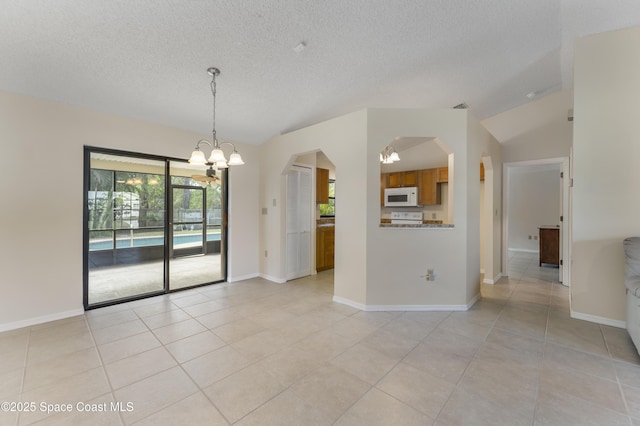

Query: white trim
[259,273,287,284]
[332,295,480,312]
[483,272,503,285]
[365,303,471,312]
[332,296,367,311]
[466,292,481,309]
[503,157,571,288]
[227,273,259,283]
[0,308,85,333]
[571,311,626,329]
[508,248,539,254]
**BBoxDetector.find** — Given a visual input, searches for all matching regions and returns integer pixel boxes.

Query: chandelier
[380,145,400,164]
[188,67,244,168]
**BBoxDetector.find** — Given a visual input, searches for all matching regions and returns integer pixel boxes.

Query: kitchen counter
[380,223,454,228]
[380,218,449,228]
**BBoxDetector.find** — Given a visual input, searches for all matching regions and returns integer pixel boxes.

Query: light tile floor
[2,252,640,425]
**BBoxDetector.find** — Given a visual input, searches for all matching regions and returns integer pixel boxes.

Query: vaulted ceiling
[2,1,640,145]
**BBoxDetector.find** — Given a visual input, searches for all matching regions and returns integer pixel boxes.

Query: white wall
[260,108,501,309]
[482,90,573,162]
[366,109,470,307]
[259,110,369,304]
[572,27,640,325]
[507,165,561,252]
[467,115,503,288]
[380,139,449,172]
[366,109,504,307]
[316,152,335,179]
[0,91,260,330]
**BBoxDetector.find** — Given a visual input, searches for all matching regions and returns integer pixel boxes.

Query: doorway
[285,164,312,280]
[502,157,570,286]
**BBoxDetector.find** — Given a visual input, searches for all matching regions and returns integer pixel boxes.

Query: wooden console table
[539,226,560,266]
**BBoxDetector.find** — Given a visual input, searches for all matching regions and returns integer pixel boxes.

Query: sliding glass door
[86,152,166,305]
[169,161,225,290]
[84,148,226,309]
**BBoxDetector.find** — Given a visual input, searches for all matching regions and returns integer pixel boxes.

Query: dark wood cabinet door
[539,228,559,266]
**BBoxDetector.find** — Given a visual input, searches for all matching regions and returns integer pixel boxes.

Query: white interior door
[286,165,312,280]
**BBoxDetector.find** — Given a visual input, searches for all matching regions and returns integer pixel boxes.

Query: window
[320,179,335,217]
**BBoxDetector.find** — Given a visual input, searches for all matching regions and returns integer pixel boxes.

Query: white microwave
[384,187,419,207]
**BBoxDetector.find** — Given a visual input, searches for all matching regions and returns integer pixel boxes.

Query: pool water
[90,233,221,251]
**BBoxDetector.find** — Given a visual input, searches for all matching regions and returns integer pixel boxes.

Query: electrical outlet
[261,207,268,215]
[427,269,435,281]
[528,235,532,240]
[432,213,436,219]
[264,250,268,257]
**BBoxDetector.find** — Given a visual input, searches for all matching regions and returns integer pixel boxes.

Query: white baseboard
[0,308,85,333]
[259,273,287,284]
[332,296,367,311]
[508,248,539,254]
[227,272,259,283]
[571,311,626,329]
[332,295,479,312]
[483,272,503,285]
[467,293,481,309]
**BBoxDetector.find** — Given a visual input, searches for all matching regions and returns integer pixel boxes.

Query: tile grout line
[602,325,635,424]
[531,289,552,426]
[431,299,507,424]
[15,326,32,426]
[86,309,131,426]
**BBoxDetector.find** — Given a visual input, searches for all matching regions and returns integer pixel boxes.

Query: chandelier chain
[210,73,217,144]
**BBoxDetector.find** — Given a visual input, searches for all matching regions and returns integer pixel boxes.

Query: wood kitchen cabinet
[380,173,387,206]
[316,226,335,271]
[539,227,559,266]
[480,163,485,181]
[316,168,329,204]
[418,169,440,205]
[387,171,418,188]
[436,167,448,183]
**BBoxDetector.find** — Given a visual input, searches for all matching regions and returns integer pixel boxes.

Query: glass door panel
[87,152,166,306]
[169,161,225,290]
[172,187,205,257]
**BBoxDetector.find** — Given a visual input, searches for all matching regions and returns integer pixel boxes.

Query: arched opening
[282,150,336,282]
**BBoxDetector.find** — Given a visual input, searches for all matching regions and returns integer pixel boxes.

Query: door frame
[83,146,228,310]
[502,156,571,286]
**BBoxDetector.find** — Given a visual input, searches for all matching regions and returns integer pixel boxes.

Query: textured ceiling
[2,1,640,145]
